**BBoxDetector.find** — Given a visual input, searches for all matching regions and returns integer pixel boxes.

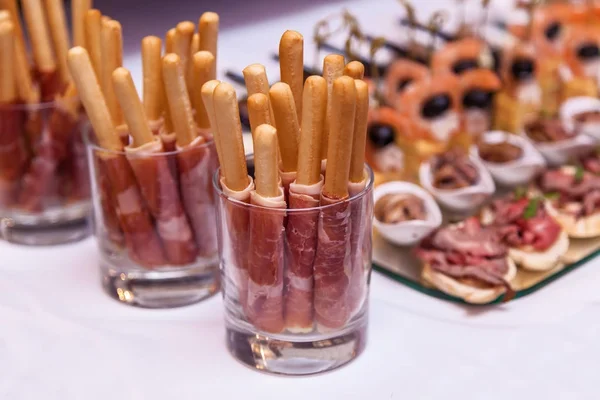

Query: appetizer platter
[296,1,600,305]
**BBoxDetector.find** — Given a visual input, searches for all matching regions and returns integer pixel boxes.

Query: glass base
[225,317,368,376]
[0,202,91,245]
[100,256,220,308]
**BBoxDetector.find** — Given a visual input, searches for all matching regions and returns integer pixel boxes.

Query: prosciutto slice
[18,102,78,211]
[247,189,286,333]
[280,170,296,202]
[36,70,64,102]
[126,138,198,266]
[284,178,323,332]
[347,179,371,316]
[58,118,90,203]
[99,153,166,267]
[96,157,125,247]
[313,194,352,330]
[177,136,218,257]
[0,105,27,207]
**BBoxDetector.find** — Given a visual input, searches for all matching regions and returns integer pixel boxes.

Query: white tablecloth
[2,0,600,398]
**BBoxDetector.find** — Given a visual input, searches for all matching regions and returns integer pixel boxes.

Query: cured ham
[0,106,27,207]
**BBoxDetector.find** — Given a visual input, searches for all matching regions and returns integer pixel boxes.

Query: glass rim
[212,157,374,213]
[0,96,79,111]
[83,124,216,156]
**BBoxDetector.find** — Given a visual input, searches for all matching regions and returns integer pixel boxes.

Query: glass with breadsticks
[211,31,373,375]
[0,0,98,245]
[68,12,221,308]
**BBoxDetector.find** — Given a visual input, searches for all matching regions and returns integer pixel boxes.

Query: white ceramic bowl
[560,96,600,139]
[373,181,442,247]
[472,130,546,187]
[420,154,495,212]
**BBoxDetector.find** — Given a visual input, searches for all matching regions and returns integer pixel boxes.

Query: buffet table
[2,0,600,398]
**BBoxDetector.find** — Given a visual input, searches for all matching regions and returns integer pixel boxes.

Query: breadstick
[0,21,16,103]
[101,19,123,125]
[344,61,364,80]
[142,36,164,121]
[349,79,369,183]
[165,28,176,53]
[21,0,56,72]
[243,63,274,123]
[279,30,304,123]
[84,9,102,80]
[67,47,120,150]
[44,0,71,83]
[112,67,154,148]
[190,33,200,57]
[0,10,8,23]
[162,53,197,147]
[192,50,216,130]
[213,81,248,191]
[323,76,356,199]
[269,82,300,172]
[321,54,345,160]
[0,1,23,48]
[72,0,92,47]
[296,76,327,186]
[201,79,224,170]
[199,12,218,62]
[175,21,195,87]
[254,124,280,198]
[247,93,271,137]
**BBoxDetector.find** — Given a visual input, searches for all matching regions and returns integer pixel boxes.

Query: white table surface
[2,0,600,399]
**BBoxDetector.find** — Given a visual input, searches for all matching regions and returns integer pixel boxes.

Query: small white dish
[522,130,597,167]
[420,154,495,212]
[560,96,600,139]
[472,130,546,187]
[373,181,442,247]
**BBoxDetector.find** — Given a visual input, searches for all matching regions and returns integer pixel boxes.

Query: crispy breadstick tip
[200,79,223,164]
[142,36,164,121]
[270,82,300,172]
[344,61,365,80]
[247,93,271,137]
[279,30,304,122]
[113,67,154,147]
[68,46,121,151]
[349,79,369,183]
[162,53,197,147]
[0,21,15,103]
[242,63,269,95]
[254,124,280,198]
[72,0,92,47]
[297,76,327,186]
[324,76,356,199]
[192,50,216,130]
[166,28,176,53]
[321,54,345,160]
[213,81,249,191]
[22,0,56,72]
[199,12,219,60]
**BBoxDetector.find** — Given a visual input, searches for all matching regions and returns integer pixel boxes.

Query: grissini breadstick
[43,0,71,84]
[344,61,365,80]
[279,30,304,123]
[112,67,154,147]
[101,19,123,126]
[165,28,176,54]
[0,10,8,23]
[296,76,327,186]
[190,33,200,57]
[21,0,56,73]
[175,21,195,87]
[72,0,92,47]
[284,75,327,332]
[247,93,271,137]
[67,47,120,150]
[253,124,280,198]
[201,79,222,156]
[141,36,164,123]
[269,82,300,173]
[84,9,102,80]
[323,75,357,199]
[192,51,216,130]
[213,81,249,191]
[349,79,369,183]
[199,12,218,64]
[243,63,276,127]
[0,21,16,103]
[162,53,197,147]
[321,54,345,161]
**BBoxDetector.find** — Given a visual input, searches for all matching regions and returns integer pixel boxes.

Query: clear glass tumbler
[0,100,91,245]
[87,134,220,308]
[215,159,374,375]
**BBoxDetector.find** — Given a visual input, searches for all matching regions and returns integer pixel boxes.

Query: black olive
[397,78,413,92]
[238,98,250,130]
[368,123,396,149]
[452,59,479,75]
[511,58,535,81]
[577,43,600,60]
[545,22,561,41]
[421,94,452,119]
[462,90,494,110]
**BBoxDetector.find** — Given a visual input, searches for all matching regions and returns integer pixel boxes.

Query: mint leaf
[523,197,540,220]
[544,192,560,200]
[514,186,527,200]
[575,165,584,183]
